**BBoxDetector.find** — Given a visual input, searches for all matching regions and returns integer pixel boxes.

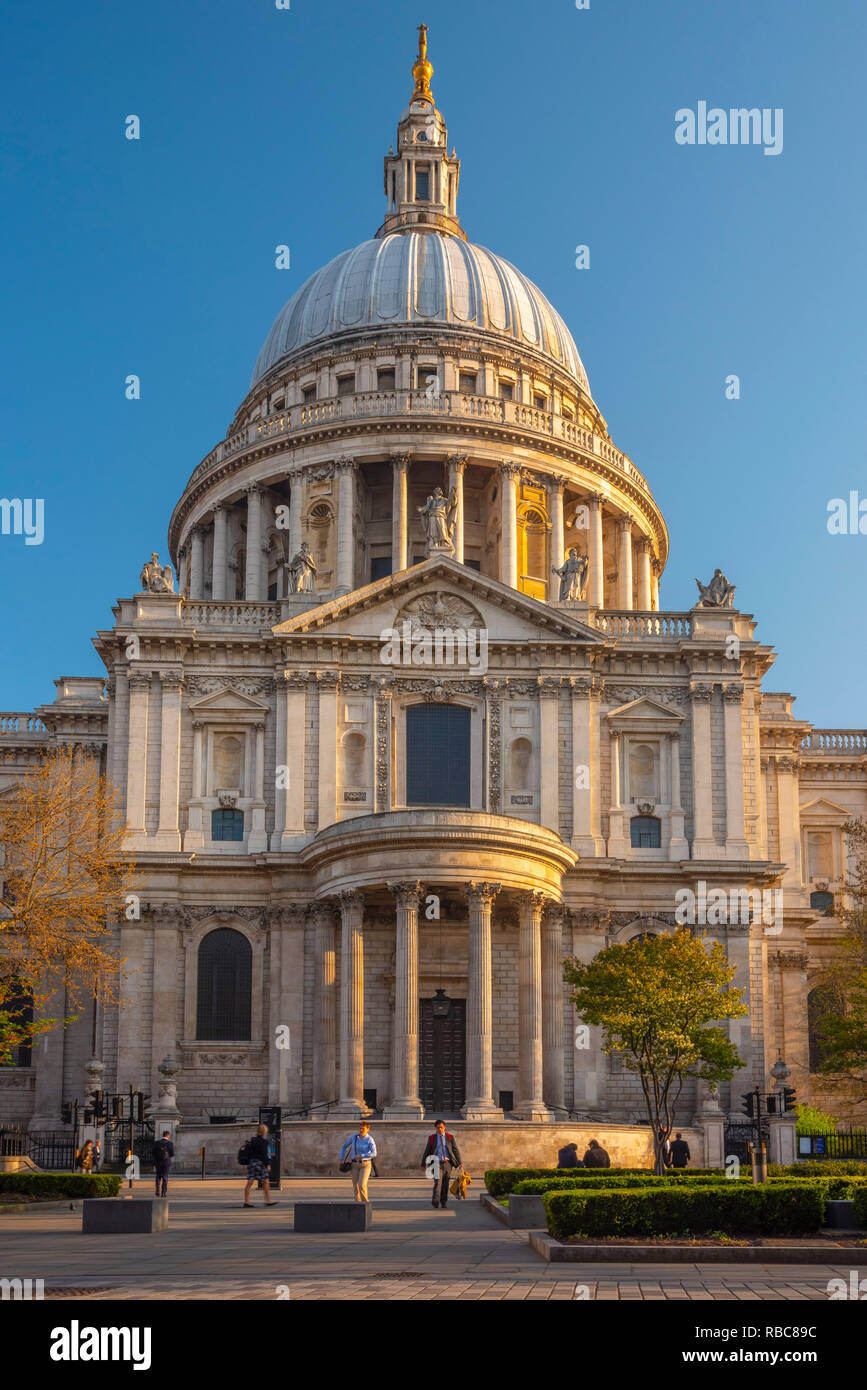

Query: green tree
[794,1102,838,1137]
[816,818,867,1105]
[563,928,747,1173]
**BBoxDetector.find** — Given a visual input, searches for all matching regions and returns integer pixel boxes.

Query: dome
[251,232,591,395]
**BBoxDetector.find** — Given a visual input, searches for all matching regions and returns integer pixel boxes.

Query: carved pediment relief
[606,695,685,735]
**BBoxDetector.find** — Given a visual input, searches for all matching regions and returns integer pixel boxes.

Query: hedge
[768,1161,867,1177]
[0,1173,122,1200]
[853,1187,867,1228]
[483,1167,725,1198]
[513,1174,743,1195]
[543,1182,825,1240]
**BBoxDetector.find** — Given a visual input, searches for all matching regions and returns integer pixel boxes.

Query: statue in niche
[140,552,174,593]
[417,486,457,554]
[287,541,317,593]
[553,547,589,601]
[695,568,736,608]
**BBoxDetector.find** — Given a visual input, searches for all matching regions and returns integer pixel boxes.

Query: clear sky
[1,0,864,724]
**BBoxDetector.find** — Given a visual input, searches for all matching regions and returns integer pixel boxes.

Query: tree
[563,928,747,1173]
[0,750,133,1064]
[794,1102,838,1137]
[816,818,867,1106]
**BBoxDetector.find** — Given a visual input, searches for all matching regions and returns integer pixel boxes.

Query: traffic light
[112,1096,123,1120]
[741,1091,755,1118]
[61,1103,73,1125]
[134,1092,144,1123]
[783,1087,797,1112]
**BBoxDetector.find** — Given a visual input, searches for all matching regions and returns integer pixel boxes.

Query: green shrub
[853,1187,867,1228]
[794,1103,838,1137]
[768,1161,867,1177]
[513,1174,743,1195]
[543,1182,824,1240]
[0,1173,122,1200]
[483,1166,724,1197]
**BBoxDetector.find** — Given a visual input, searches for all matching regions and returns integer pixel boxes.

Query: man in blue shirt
[339,1121,377,1203]
[421,1121,462,1209]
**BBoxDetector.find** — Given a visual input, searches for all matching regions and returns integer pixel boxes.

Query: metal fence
[798,1130,867,1160]
[0,1126,76,1169]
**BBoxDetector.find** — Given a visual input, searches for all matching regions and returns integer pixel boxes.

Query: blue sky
[1,0,864,724]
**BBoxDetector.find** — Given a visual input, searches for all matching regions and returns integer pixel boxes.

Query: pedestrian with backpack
[152,1130,174,1197]
[240,1124,278,1207]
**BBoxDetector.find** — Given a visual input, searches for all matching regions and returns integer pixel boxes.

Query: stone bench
[82,1199,169,1233]
[293,1202,372,1233]
[507,1193,547,1229]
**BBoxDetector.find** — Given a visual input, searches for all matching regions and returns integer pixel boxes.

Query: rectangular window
[459,371,478,394]
[212,808,244,842]
[415,169,430,200]
[370,556,393,581]
[302,384,316,404]
[406,703,471,807]
[336,373,355,396]
[499,380,514,401]
[534,393,548,411]
[377,368,396,391]
[464,558,481,572]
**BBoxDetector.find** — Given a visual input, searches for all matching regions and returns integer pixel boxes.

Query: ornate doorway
[419,997,466,1114]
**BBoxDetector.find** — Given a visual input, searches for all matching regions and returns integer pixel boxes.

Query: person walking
[152,1131,174,1197]
[582,1138,611,1168]
[669,1132,691,1169]
[243,1124,278,1207]
[92,1139,101,1173]
[339,1121,377,1204]
[421,1120,461,1209]
[78,1139,94,1173]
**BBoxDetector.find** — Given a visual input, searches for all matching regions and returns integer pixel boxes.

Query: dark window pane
[416,170,430,199]
[196,928,252,1040]
[464,558,481,572]
[302,385,316,404]
[406,703,471,806]
[810,891,834,914]
[459,372,478,394]
[630,815,661,848]
[377,368,396,390]
[211,808,244,841]
[499,381,514,401]
[371,556,393,581]
[336,374,355,396]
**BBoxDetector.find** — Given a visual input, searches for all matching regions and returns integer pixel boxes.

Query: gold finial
[412,22,434,103]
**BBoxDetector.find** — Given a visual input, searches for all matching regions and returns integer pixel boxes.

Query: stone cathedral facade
[2,33,865,1149]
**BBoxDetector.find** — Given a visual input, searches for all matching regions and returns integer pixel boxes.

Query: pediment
[606,696,684,730]
[271,556,606,645]
[187,686,270,714]
[799,797,854,821]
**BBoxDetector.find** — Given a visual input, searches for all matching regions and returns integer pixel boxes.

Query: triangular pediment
[271,556,605,644]
[799,796,854,820]
[187,686,270,714]
[606,696,684,727]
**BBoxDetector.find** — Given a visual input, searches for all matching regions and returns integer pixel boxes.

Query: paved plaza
[0,1179,858,1301]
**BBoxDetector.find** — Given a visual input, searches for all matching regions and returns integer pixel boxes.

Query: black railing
[799,1130,867,1160]
[0,1126,76,1169]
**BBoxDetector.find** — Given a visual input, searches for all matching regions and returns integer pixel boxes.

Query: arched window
[197,928,252,1040]
[406,703,471,806]
[215,735,243,789]
[808,985,842,1072]
[212,808,244,841]
[629,742,658,799]
[343,731,366,786]
[631,815,661,848]
[510,737,533,790]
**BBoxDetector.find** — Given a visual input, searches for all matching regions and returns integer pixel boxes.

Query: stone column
[617,517,634,609]
[244,485,264,600]
[334,889,369,1119]
[514,891,552,1120]
[446,453,467,564]
[189,526,205,600]
[668,731,688,860]
[335,456,356,594]
[178,547,189,599]
[690,683,719,858]
[700,1089,726,1169]
[549,475,565,586]
[154,671,183,851]
[651,562,660,611]
[774,755,802,888]
[288,469,304,561]
[588,493,604,608]
[150,909,182,1092]
[571,677,605,856]
[538,678,560,832]
[124,671,150,839]
[461,882,503,1119]
[310,903,338,1111]
[499,463,519,588]
[606,728,629,857]
[383,881,425,1118]
[211,504,228,601]
[317,671,339,831]
[637,538,652,610]
[390,452,410,573]
[722,684,749,859]
[542,902,567,1117]
[266,905,305,1111]
[248,720,268,852]
[280,673,307,846]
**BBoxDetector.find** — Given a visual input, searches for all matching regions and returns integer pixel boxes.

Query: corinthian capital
[465,881,501,909]
[387,880,425,910]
